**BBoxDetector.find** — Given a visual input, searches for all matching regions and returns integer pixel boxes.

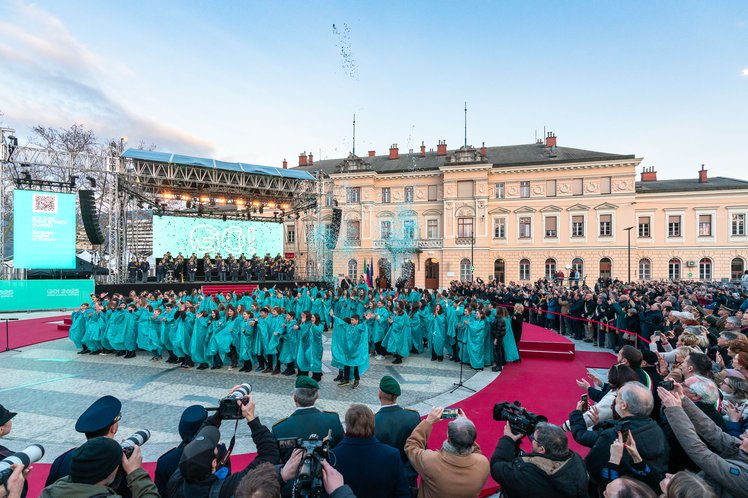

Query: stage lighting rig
[86,176,97,188]
[7,135,18,158]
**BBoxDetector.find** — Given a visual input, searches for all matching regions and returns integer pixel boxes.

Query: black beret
[70,437,122,484]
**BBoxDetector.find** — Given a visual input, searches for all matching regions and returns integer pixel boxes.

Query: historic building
[284,134,748,288]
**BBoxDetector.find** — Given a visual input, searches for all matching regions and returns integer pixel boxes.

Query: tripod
[2,317,20,353]
[449,337,476,394]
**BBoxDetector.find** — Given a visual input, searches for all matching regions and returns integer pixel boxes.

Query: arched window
[638,258,652,281]
[599,258,612,280]
[699,258,712,281]
[493,259,505,283]
[348,259,358,279]
[731,258,745,281]
[544,258,556,280]
[459,258,472,282]
[668,258,681,281]
[572,257,584,277]
[519,259,531,280]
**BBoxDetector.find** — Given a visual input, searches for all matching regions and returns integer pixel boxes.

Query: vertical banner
[13,190,77,269]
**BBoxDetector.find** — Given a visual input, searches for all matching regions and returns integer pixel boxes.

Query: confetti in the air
[332,23,358,80]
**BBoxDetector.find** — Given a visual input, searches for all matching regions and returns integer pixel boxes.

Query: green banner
[0,280,94,312]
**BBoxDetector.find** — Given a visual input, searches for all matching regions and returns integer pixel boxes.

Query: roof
[121,149,315,181]
[636,177,748,194]
[290,143,636,175]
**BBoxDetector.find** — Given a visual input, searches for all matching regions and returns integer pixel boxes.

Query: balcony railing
[455,237,474,246]
[343,239,361,247]
[373,238,442,251]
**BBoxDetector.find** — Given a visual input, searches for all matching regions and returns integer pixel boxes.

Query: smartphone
[620,421,631,443]
[580,394,589,412]
[659,380,674,391]
[441,408,460,419]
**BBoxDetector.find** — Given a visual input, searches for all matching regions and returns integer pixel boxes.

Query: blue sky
[1,0,747,179]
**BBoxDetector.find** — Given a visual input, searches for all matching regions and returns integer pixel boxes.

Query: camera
[121,430,151,457]
[207,383,252,420]
[277,430,331,498]
[0,444,44,485]
[493,401,547,436]
[658,380,674,391]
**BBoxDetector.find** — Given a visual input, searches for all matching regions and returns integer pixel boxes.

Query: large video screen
[152,215,283,258]
[12,190,77,269]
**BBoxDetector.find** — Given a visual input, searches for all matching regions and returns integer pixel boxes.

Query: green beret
[295,375,319,390]
[379,375,401,396]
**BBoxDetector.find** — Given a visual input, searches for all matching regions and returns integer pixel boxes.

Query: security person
[154,405,207,497]
[373,376,421,489]
[45,395,133,497]
[271,376,344,462]
[140,257,150,283]
[127,258,138,283]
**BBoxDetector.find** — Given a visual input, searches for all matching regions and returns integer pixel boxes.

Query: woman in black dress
[511,303,525,352]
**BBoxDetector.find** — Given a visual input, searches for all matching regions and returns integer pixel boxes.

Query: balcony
[373,238,442,251]
[455,237,474,246]
[343,238,361,247]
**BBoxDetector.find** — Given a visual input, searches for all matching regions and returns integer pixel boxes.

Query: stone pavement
[0,331,496,462]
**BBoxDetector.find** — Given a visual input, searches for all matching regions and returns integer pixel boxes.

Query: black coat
[374,405,421,485]
[154,442,186,497]
[490,436,589,498]
[271,407,344,462]
[331,437,410,498]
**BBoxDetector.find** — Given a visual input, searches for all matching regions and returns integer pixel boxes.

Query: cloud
[742,68,748,77]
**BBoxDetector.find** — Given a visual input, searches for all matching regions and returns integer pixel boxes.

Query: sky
[1,0,747,179]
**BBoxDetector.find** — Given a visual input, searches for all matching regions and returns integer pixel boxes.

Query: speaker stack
[78,190,105,245]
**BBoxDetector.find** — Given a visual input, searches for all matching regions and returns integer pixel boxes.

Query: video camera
[493,401,547,436]
[0,444,44,485]
[121,430,150,457]
[277,430,332,498]
[206,383,252,420]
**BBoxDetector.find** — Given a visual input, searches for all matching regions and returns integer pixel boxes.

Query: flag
[368,257,374,286]
[363,259,367,282]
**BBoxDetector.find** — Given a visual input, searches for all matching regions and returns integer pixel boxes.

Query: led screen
[12,190,77,269]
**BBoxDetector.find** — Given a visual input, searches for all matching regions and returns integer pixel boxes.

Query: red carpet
[0,315,69,350]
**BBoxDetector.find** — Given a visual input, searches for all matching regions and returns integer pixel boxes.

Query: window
[638,216,651,238]
[572,215,585,238]
[520,181,530,198]
[600,258,612,279]
[732,213,745,236]
[572,178,583,196]
[668,258,681,281]
[731,258,745,281]
[699,257,712,280]
[346,187,360,204]
[428,185,438,201]
[698,215,712,237]
[457,181,474,198]
[381,187,391,204]
[519,217,532,239]
[638,258,652,281]
[495,183,505,199]
[460,258,472,281]
[325,191,334,207]
[519,259,531,280]
[348,259,358,278]
[599,214,612,237]
[403,220,416,239]
[572,257,584,277]
[668,215,681,237]
[493,218,506,239]
[305,222,315,245]
[600,176,611,195]
[427,219,439,239]
[346,220,360,240]
[404,187,414,203]
[545,258,557,279]
[546,180,556,197]
[286,226,296,244]
[457,218,474,238]
[544,216,558,238]
[380,220,392,239]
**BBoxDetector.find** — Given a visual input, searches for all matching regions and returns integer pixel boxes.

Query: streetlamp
[624,226,634,283]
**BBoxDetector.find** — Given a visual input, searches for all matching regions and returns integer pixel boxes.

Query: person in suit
[374,376,421,490]
[153,405,207,497]
[331,404,410,498]
[140,257,150,283]
[271,376,344,463]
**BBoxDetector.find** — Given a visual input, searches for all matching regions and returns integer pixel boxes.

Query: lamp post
[471,231,475,282]
[624,226,634,283]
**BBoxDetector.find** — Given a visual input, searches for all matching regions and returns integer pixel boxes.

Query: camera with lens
[277,430,331,498]
[207,383,252,420]
[121,430,150,457]
[0,444,44,485]
[493,401,547,436]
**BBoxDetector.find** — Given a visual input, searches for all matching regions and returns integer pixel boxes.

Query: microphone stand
[2,317,21,353]
[450,336,477,394]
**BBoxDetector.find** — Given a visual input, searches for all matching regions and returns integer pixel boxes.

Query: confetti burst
[332,23,358,80]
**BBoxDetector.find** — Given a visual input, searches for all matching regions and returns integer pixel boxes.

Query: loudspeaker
[326,207,342,250]
[79,190,105,245]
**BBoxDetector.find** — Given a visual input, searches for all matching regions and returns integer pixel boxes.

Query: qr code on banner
[32,193,58,213]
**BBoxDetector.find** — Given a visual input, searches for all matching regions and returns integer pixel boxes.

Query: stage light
[200,195,210,203]
[281,203,290,210]
[251,200,261,207]
[163,192,174,200]
[266,201,276,210]
[86,176,97,188]
[180,194,190,201]
[227,198,234,204]
[235,199,245,206]
[216,198,226,204]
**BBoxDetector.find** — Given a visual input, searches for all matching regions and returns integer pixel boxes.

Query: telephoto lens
[121,429,151,457]
[228,383,252,400]
[0,444,45,484]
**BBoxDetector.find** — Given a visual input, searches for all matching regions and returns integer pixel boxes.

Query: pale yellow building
[285,134,748,288]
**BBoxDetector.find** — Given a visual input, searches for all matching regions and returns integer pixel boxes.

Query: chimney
[298,152,307,167]
[480,141,486,157]
[699,164,708,183]
[282,158,288,169]
[436,140,447,156]
[420,141,426,158]
[640,166,657,182]
[545,132,557,148]
[308,152,313,165]
[368,150,376,157]
[389,143,399,160]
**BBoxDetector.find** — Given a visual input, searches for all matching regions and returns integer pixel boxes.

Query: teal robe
[190,315,211,364]
[68,309,87,349]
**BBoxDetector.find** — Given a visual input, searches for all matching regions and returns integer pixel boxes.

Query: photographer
[0,405,29,498]
[490,421,588,498]
[41,438,158,497]
[154,405,208,496]
[166,391,280,498]
[0,465,28,498]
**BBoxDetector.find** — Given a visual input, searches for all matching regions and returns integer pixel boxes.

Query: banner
[0,279,94,312]
[152,215,283,258]
[13,190,77,269]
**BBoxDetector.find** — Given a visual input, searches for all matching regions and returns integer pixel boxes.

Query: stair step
[63,318,72,325]
[520,349,575,360]
[57,324,71,332]
[518,340,574,353]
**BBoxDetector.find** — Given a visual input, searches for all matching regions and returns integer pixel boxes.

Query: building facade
[285,134,748,288]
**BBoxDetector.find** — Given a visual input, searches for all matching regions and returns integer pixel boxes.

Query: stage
[94,279,328,296]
